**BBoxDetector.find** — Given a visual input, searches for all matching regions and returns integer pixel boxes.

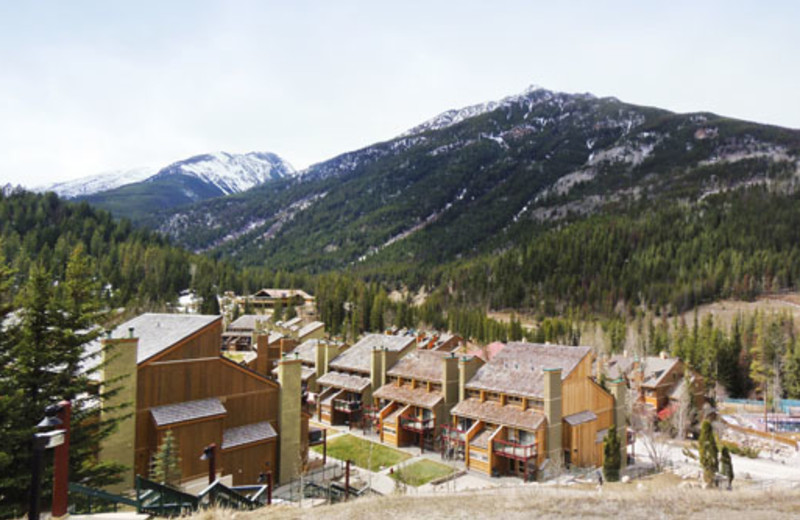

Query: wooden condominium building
[316,333,416,426]
[243,289,314,311]
[273,338,349,393]
[450,343,625,480]
[374,350,482,451]
[416,332,462,353]
[99,313,308,492]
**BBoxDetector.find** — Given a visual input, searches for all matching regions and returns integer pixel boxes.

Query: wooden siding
[146,417,225,482]
[221,440,277,486]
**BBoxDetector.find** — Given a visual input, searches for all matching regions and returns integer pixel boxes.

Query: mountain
[36,166,159,199]
[65,151,295,221]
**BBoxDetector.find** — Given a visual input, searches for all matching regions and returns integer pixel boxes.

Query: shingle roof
[110,313,221,364]
[298,321,324,338]
[316,371,371,392]
[564,410,597,426]
[387,350,451,382]
[222,421,277,450]
[465,343,591,399]
[329,334,415,373]
[228,315,264,331]
[272,365,317,381]
[452,398,545,432]
[606,355,636,380]
[289,339,345,365]
[640,356,681,387]
[373,383,444,409]
[151,398,226,427]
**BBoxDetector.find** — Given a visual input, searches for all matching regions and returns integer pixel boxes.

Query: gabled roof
[298,321,324,338]
[387,349,451,383]
[222,421,277,450]
[110,313,221,364]
[252,288,313,300]
[317,371,371,392]
[228,314,264,331]
[373,383,444,409]
[151,397,226,427]
[451,398,545,432]
[289,339,345,365]
[329,333,415,373]
[640,356,682,387]
[465,342,591,399]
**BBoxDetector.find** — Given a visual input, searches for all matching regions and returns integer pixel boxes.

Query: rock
[621,475,631,483]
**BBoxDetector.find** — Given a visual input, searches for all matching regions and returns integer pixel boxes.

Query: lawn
[390,459,456,487]
[311,434,411,471]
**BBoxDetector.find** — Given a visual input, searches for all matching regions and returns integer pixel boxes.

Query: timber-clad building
[99,313,308,491]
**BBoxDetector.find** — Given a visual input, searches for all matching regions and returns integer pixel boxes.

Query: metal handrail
[68,482,139,514]
[440,425,466,443]
[399,413,435,431]
[333,398,362,413]
[491,438,537,460]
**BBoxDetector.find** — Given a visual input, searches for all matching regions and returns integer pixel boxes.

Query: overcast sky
[1,1,798,188]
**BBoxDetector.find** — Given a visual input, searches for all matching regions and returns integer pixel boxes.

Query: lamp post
[51,401,71,518]
[200,444,216,485]
[29,402,69,520]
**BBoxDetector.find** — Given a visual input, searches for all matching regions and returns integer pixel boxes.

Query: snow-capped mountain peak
[35,166,159,199]
[152,151,295,195]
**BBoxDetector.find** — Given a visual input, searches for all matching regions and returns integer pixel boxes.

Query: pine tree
[151,430,182,487]
[0,248,128,517]
[720,446,734,490]
[698,420,718,487]
[602,424,622,482]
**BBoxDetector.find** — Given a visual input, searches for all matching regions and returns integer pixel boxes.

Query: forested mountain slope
[150,86,800,291]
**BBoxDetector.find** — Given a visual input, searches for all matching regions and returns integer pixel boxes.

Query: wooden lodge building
[606,354,704,419]
[374,350,482,451]
[316,333,416,426]
[99,314,308,492]
[449,343,625,480]
[241,288,314,312]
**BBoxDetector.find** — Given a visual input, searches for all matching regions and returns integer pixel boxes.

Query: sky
[1,1,798,188]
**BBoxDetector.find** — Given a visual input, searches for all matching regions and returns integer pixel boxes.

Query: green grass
[311,434,411,471]
[390,459,456,487]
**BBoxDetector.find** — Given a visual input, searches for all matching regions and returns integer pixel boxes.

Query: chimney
[543,368,563,465]
[315,341,328,380]
[277,355,302,484]
[370,347,382,391]
[98,333,139,492]
[458,356,481,402]
[609,379,628,469]
[442,353,459,410]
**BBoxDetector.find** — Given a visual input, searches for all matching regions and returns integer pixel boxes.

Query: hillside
[146,86,800,314]
[228,485,800,520]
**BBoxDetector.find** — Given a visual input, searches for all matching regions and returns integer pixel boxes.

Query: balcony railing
[333,399,362,414]
[399,413,435,433]
[492,439,537,461]
[439,425,466,445]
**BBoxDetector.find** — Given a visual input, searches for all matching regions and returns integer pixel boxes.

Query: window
[486,392,501,402]
[429,383,442,393]
[507,395,523,407]
[467,389,481,400]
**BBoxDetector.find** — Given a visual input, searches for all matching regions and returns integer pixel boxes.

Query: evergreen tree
[698,420,718,487]
[602,424,622,482]
[151,430,182,487]
[720,446,734,490]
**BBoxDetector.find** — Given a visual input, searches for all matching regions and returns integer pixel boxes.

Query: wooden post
[202,444,217,485]
[267,470,273,505]
[344,460,351,501]
[51,401,71,519]
[323,429,327,465]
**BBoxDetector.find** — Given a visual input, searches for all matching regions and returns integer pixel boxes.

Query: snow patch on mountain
[152,152,295,195]
[36,166,159,199]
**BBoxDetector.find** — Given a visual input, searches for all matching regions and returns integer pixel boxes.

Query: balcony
[333,399,362,414]
[492,438,537,461]
[440,425,466,445]
[399,413,435,433]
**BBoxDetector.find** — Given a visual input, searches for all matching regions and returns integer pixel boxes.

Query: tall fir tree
[698,420,718,487]
[602,424,622,482]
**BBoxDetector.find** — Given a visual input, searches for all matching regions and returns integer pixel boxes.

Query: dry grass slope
[193,486,800,520]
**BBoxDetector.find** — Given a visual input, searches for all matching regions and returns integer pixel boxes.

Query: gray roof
[317,371,371,392]
[387,350,451,382]
[222,421,277,450]
[289,339,345,365]
[564,410,597,426]
[330,334,415,373]
[110,313,221,364]
[151,398,226,427]
[298,321,324,338]
[640,356,681,387]
[373,383,443,409]
[452,398,545,432]
[465,343,591,400]
[228,314,264,331]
